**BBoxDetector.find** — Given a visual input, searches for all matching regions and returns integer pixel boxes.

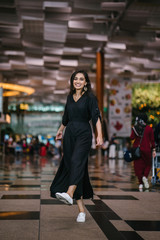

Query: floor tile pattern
[0,154,160,240]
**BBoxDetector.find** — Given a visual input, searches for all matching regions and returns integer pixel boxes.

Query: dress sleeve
[88,93,101,126]
[62,97,69,126]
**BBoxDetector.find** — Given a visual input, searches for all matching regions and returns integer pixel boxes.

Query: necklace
[73,94,82,102]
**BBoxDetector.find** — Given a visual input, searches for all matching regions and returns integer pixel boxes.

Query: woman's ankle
[66,192,73,198]
[79,210,85,213]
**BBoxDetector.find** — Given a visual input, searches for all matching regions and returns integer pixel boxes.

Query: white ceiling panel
[0,0,160,104]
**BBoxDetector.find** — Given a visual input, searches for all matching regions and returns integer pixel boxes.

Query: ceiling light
[18,80,30,85]
[44,23,67,42]
[43,79,57,85]
[3,91,20,97]
[144,61,160,69]
[4,51,25,56]
[53,90,67,94]
[86,34,108,41]
[43,47,63,55]
[43,1,68,8]
[63,47,82,54]
[107,42,126,50]
[56,76,68,81]
[83,47,93,51]
[130,57,149,64]
[82,53,96,58]
[123,65,137,72]
[68,20,92,30]
[43,56,61,62]
[104,54,120,59]
[25,58,44,66]
[0,83,35,96]
[0,63,11,70]
[60,60,78,67]
[109,62,124,68]
[101,2,125,10]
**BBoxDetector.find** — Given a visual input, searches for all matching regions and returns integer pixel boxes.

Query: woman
[130,113,156,190]
[109,133,119,159]
[50,70,103,222]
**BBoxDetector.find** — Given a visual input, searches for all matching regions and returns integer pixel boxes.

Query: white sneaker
[139,184,143,190]
[55,192,73,205]
[76,212,86,223]
[142,176,149,189]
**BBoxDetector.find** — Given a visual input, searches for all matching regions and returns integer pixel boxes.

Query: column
[96,50,104,118]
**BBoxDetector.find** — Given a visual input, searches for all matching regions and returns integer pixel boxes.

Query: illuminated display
[8,104,64,112]
[20,103,29,110]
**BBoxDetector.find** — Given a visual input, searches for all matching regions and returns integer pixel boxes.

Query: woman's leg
[144,165,151,178]
[76,197,86,222]
[76,197,85,213]
[66,185,77,198]
[134,158,145,184]
[143,154,152,178]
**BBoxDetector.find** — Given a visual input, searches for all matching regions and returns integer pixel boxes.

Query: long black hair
[136,113,148,124]
[69,70,91,95]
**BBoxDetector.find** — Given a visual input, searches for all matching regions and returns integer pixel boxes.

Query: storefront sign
[109,78,132,137]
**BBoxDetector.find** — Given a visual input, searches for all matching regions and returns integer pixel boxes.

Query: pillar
[96,50,104,167]
[96,50,104,118]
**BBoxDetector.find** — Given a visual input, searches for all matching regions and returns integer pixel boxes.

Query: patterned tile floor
[0,153,160,240]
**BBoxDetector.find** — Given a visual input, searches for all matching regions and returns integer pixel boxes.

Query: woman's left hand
[96,136,103,147]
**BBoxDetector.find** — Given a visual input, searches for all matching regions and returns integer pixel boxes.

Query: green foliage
[132,83,160,126]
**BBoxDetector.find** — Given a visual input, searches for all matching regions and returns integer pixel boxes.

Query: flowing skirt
[50,122,93,200]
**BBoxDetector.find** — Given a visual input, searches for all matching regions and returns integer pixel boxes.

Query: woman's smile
[75,83,82,87]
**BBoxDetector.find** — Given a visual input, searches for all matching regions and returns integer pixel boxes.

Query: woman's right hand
[96,135,103,147]
[56,130,63,140]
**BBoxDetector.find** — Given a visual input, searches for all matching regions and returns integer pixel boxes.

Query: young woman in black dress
[50,70,103,222]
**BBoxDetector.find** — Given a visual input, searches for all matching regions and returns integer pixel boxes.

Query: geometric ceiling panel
[0,0,160,104]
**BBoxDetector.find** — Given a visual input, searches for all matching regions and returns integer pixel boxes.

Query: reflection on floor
[0,153,160,240]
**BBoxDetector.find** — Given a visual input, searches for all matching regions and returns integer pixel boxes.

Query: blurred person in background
[40,143,47,156]
[109,133,119,159]
[46,140,50,150]
[33,137,40,155]
[130,113,156,190]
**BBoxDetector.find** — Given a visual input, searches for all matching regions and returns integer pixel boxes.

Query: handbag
[131,146,141,160]
[124,128,145,162]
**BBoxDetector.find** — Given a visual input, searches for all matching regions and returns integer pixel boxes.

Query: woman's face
[73,73,87,91]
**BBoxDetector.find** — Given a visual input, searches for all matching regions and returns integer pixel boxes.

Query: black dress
[50,92,101,200]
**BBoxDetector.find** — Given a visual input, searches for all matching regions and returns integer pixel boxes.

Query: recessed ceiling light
[25,58,44,66]
[60,60,78,67]
[43,79,57,85]
[43,1,68,8]
[101,2,125,9]
[53,90,67,94]
[86,34,108,41]
[4,51,25,56]
[107,42,126,50]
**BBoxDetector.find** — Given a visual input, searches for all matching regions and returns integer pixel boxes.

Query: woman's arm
[56,124,65,140]
[96,118,103,146]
